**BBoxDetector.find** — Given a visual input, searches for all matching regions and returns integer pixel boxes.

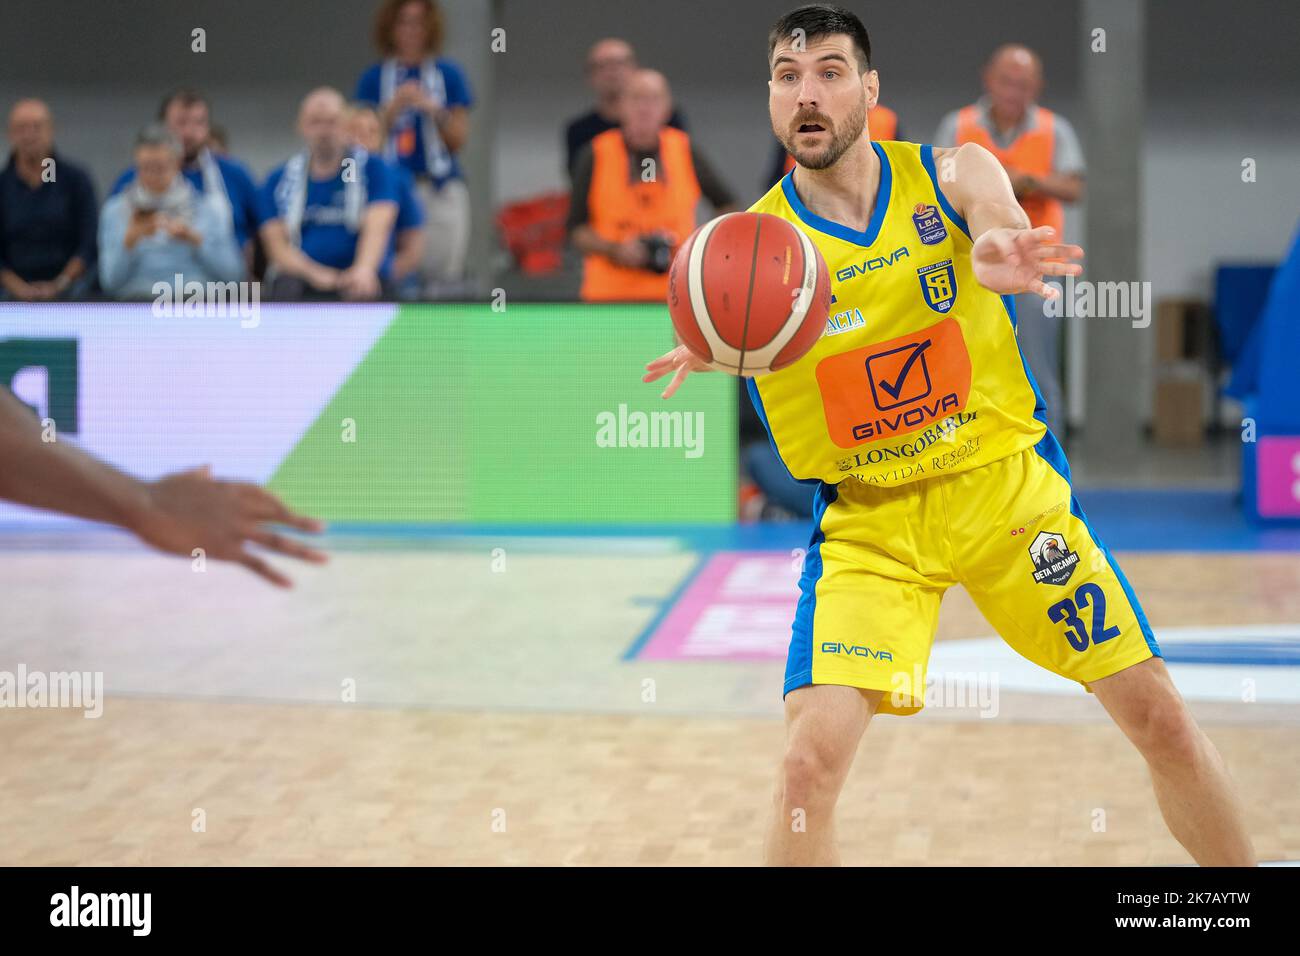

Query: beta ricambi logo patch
[1029,530,1079,586]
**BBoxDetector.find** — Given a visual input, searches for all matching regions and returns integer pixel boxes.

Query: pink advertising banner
[637,551,802,660]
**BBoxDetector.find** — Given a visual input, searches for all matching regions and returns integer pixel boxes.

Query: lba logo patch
[1029,531,1079,586]
[912,203,947,245]
[917,259,957,313]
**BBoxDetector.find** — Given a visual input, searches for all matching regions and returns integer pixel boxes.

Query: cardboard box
[1152,374,1204,446]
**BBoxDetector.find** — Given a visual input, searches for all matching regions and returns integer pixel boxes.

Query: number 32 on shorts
[1047,583,1122,652]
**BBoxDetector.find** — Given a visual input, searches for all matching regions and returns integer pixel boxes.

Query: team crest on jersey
[1029,531,1080,586]
[912,203,947,245]
[917,260,957,313]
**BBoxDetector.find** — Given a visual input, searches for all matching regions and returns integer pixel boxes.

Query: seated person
[97,125,244,300]
[0,99,97,300]
[346,103,425,298]
[109,89,260,254]
[258,88,398,301]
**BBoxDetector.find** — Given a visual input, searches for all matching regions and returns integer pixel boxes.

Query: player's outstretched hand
[971,225,1083,299]
[131,466,328,588]
[643,343,711,399]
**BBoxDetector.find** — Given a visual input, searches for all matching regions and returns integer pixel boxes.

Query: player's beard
[781,93,867,171]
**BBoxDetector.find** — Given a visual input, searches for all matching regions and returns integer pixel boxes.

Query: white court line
[929,626,1300,704]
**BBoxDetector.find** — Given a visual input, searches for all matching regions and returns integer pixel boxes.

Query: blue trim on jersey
[784,481,839,696]
[920,143,971,238]
[1002,293,1052,428]
[928,147,1055,435]
[745,377,821,488]
[780,140,892,247]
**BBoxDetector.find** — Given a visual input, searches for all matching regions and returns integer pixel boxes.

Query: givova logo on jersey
[833,245,910,284]
[814,317,972,448]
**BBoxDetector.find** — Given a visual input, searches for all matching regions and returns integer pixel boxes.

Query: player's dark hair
[157,88,209,121]
[768,4,872,74]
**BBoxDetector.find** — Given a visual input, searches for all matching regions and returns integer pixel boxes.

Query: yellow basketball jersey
[746,139,1047,487]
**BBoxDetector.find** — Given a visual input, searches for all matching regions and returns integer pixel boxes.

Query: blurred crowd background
[3,0,1295,302]
[2,0,1298,512]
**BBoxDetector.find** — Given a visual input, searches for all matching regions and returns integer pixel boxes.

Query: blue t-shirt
[110,153,259,247]
[389,163,424,270]
[354,58,473,186]
[393,164,424,233]
[257,153,398,276]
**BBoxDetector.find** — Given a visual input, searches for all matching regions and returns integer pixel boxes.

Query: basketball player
[0,386,325,587]
[644,5,1255,865]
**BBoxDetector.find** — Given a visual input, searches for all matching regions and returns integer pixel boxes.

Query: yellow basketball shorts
[784,431,1160,715]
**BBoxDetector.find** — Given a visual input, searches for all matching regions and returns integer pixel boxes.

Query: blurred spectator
[258,88,398,301]
[564,38,686,178]
[347,102,426,298]
[763,102,902,188]
[570,69,738,302]
[935,44,1085,438]
[0,99,97,300]
[110,90,260,253]
[356,0,472,288]
[97,125,243,300]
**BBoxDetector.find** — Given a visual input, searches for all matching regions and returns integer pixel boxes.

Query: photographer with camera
[570,69,737,302]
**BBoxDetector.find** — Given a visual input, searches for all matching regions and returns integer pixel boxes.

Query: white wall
[1141,97,1299,302]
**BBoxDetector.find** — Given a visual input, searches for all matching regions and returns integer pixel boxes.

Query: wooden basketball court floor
[1,521,1297,866]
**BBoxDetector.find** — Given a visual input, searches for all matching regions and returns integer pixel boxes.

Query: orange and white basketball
[666,211,831,376]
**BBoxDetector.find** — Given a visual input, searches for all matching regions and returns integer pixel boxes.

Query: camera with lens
[639,233,675,274]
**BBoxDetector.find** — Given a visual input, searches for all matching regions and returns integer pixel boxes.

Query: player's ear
[863,68,880,109]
